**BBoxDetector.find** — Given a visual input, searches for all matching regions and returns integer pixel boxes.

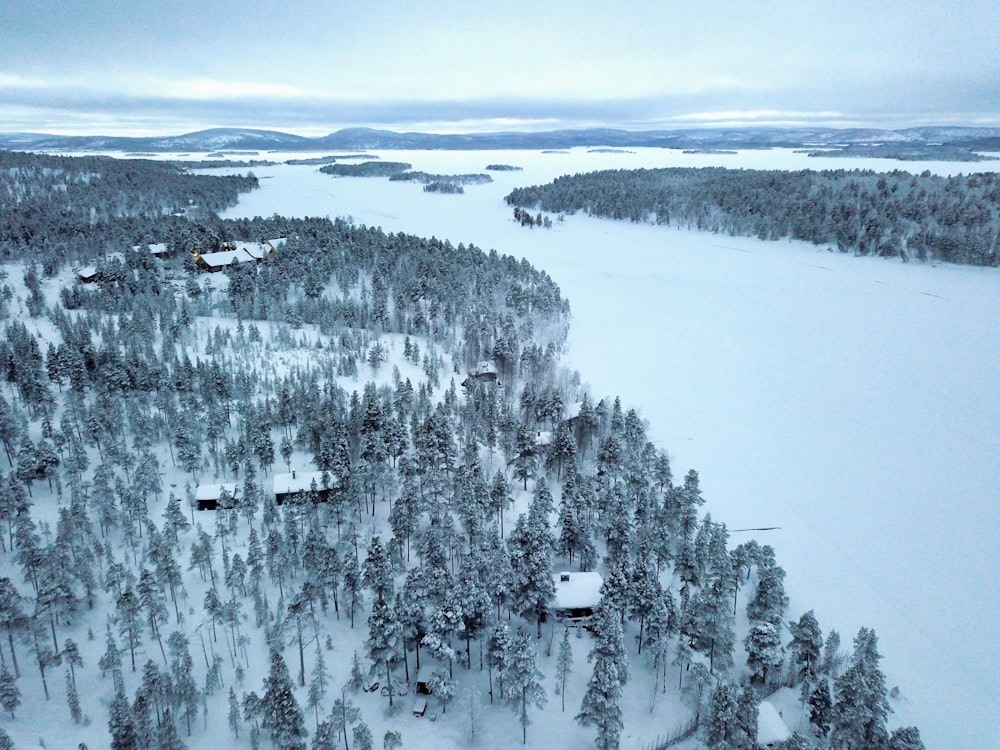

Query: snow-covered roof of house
[757,701,791,745]
[195,482,239,501]
[226,241,273,257]
[133,243,169,255]
[273,470,338,496]
[472,361,498,377]
[552,571,603,609]
[535,430,554,447]
[77,265,97,280]
[198,248,263,268]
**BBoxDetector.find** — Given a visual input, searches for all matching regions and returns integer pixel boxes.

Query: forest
[0,148,924,750]
[505,166,1000,265]
[320,163,413,178]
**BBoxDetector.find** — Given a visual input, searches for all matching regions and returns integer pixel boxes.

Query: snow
[552,572,603,610]
[272,469,338,496]
[217,147,1000,749]
[195,482,238,502]
[757,700,791,745]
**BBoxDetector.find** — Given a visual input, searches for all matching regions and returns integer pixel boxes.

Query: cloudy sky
[2,0,999,135]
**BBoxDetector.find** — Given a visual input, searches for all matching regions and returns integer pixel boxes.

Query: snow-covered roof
[198,247,264,268]
[77,265,97,279]
[195,482,238,501]
[133,242,169,255]
[472,361,498,377]
[757,701,790,745]
[553,571,603,609]
[273,470,338,496]
[535,430,553,447]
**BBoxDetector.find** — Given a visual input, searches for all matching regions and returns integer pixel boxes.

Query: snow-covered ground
[218,147,1000,749]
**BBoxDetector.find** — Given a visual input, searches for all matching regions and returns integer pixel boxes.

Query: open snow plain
[220,147,1000,749]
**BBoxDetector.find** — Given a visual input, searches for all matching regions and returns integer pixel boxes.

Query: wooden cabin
[195,482,239,511]
[273,470,339,505]
[552,571,603,623]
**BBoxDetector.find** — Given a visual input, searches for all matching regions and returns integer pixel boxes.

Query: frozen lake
[220,147,1000,749]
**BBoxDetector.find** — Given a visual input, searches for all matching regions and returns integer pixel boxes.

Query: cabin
[757,700,790,747]
[133,242,170,258]
[273,469,339,505]
[77,266,99,283]
[193,238,284,272]
[461,360,500,389]
[195,482,239,511]
[552,571,603,623]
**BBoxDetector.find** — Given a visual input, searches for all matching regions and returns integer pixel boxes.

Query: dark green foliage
[320,162,412,177]
[260,649,308,750]
[507,166,1000,265]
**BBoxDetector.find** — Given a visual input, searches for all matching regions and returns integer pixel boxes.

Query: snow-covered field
[217,147,1000,750]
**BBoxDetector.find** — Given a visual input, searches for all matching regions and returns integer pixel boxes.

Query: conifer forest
[0,148,940,750]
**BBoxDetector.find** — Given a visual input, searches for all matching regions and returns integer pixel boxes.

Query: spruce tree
[829,627,891,750]
[575,651,623,750]
[503,629,546,744]
[260,649,308,750]
[0,666,20,718]
[555,627,573,712]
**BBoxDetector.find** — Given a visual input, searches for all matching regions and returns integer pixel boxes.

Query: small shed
[273,470,339,505]
[195,482,239,511]
[552,571,603,622]
[77,266,99,283]
[461,360,500,389]
[757,700,791,747]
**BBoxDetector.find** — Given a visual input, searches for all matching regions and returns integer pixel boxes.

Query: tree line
[506,166,1000,265]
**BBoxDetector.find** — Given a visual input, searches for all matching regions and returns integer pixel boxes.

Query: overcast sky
[2,0,999,135]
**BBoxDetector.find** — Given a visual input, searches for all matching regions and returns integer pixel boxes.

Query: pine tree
[99,622,122,677]
[157,707,186,750]
[823,629,842,676]
[888,726,926,750]
[703,682,738,750]
[744,620,784,687]
[108,686,138,750]
[328,690,361,750]
[788,610,823,683]
[504,629,546,744]
[228,686,242,739]
[167,631,199,737]
[313,718,338,750]
[260,649,308,750]
[365,596,403,707]
[575,650,623,750]
[555,627,573,712]
[352,721,374,750]
[308,643,331,728]
[829,627,891,750]
[808,680,832,736]
[0,666,20,718]
[383,729,402,750]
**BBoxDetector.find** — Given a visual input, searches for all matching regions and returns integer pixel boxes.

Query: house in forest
[552,571,603,623]
[133,242,170,258]
[195,482,239,511]
[76,265,99,283]
[461,360,500,388]
[757,700,791,747]
[194,238,284,272]
[273,469,339,505]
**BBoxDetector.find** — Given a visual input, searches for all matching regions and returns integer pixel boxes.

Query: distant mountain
[3,125,1000,153]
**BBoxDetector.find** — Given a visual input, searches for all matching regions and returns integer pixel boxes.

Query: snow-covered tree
[504,629,546,744]
[788,609,823,683]
[575,647,623,750]
[260,648,308,750]
[829,627,891,750]
[0,666,19,718]
[555,627,573,711]
[744,620,784,687]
